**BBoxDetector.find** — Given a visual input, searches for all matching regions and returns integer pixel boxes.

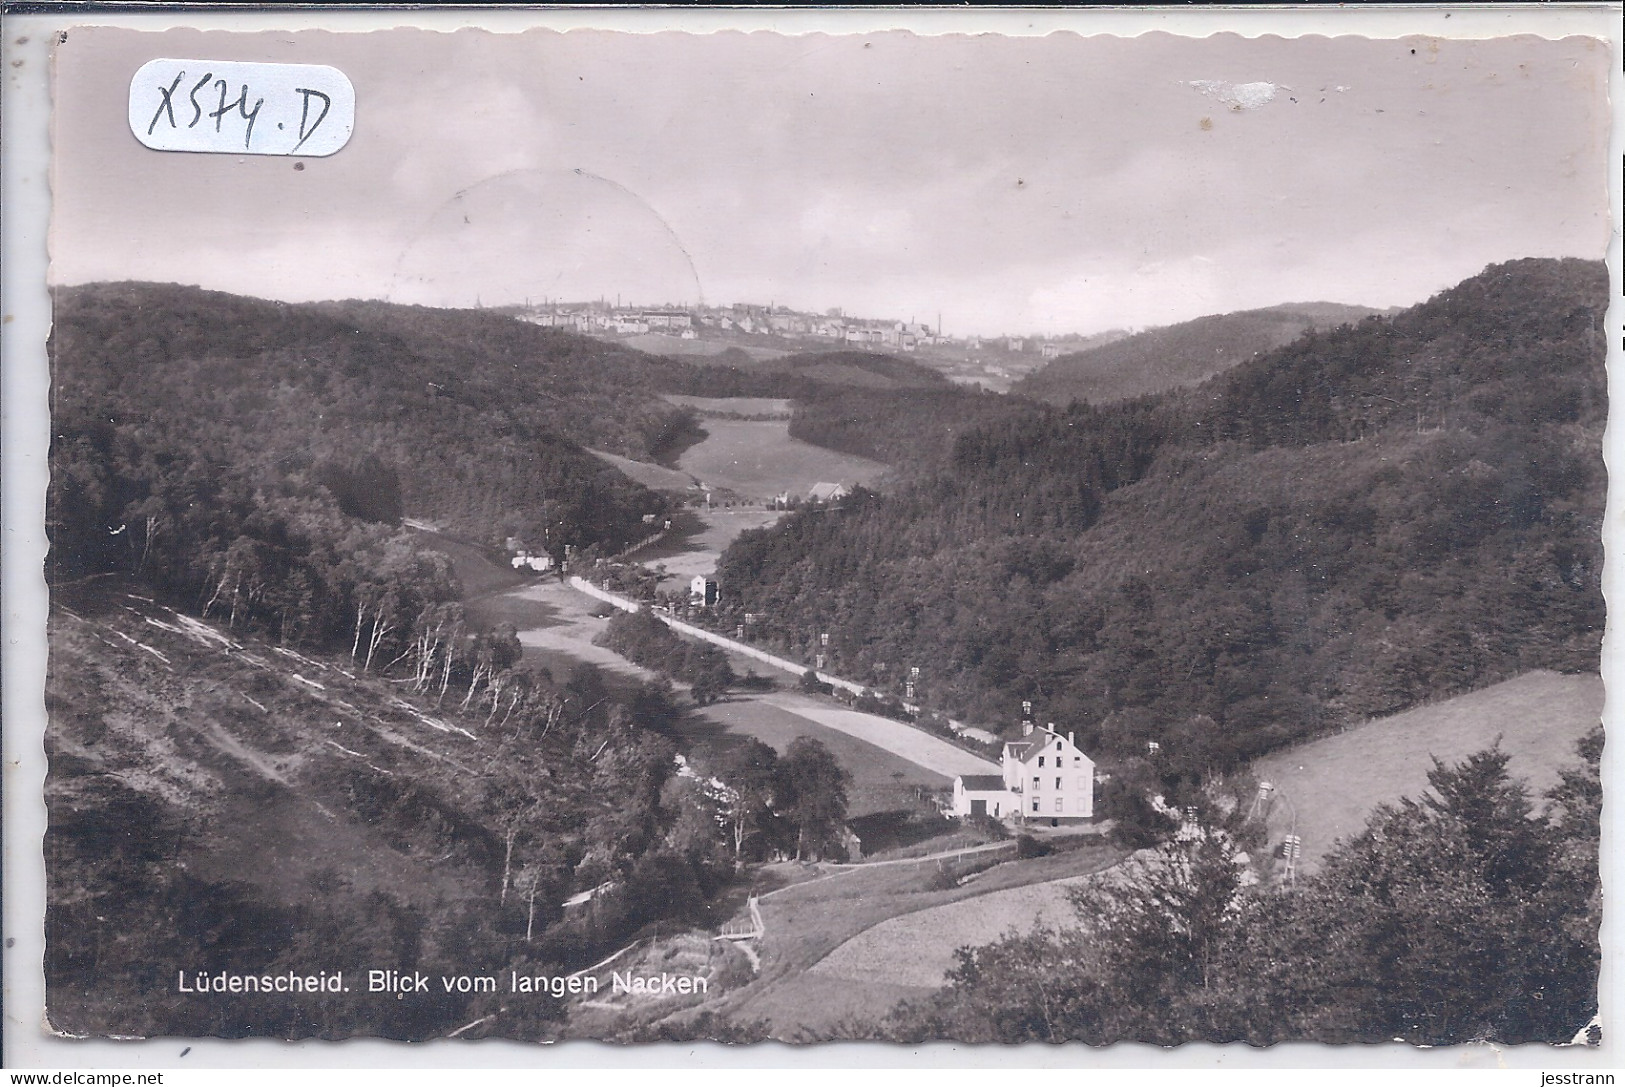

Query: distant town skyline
[51,25,1611,337]
[506,295,1160,348]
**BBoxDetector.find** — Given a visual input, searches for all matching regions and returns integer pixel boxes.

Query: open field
[675,418,888,500]
[684,697,951,821]
[662,394,794,418]
[1250,669,1603,872]
[633,506,786,586]
[405,523,525,598]
[810,870,1097,987]
[497,580,661,685]
[694,840,1122,1038]
[619,333,789,361]
[757,692,999,780]
[464,564,974,831]
[588,448,697,493]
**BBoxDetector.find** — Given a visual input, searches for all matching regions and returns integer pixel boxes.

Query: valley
[40,258,1608,1045]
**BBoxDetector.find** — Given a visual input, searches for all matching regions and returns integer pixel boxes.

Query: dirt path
[758,839,1015,900]
[564,578,1000,782]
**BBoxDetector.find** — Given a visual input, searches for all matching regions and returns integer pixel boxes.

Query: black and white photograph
[9,6,1620,1059]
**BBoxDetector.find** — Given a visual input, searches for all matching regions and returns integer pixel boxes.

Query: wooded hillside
[788,386,1039,477]
[46,588,738,1041]
[714,259,1606,765]
[1013,301,1386,406]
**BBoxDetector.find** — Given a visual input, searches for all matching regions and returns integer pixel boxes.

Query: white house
[807,481,850,503]
[690,575,719,606]
[951,723,1095,825]
[510,549,553,573]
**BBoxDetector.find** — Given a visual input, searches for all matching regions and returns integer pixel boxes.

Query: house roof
[1004,729,1096,766]
[959,774,1006,792]
[808,481,848,500]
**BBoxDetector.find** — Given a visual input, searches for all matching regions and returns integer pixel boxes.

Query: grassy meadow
[682,697,950,821]
[692,839,1121,1038]
[1250,669,1603,871]
[675,417,888,500]
[662,394,794,418]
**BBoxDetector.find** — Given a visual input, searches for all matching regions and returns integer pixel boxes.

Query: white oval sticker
[129,59,354,157]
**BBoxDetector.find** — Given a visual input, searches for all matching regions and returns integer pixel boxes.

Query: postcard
[5,4,1620,1068]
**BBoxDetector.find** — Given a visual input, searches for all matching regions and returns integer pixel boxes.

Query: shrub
[1015,834,1051,859]
[797,670,833,695]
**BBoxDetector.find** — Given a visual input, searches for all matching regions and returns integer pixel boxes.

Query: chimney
[1069,731,1075,747]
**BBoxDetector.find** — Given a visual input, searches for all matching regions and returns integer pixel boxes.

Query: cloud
[378,78,560,204]
[47,28,1611,338]
[799,193,917,254]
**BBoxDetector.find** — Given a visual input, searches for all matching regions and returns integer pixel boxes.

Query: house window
[1079,777,1089,792]
[1074,757,1082,766]
[1032,799,1040,813]
[1056,776,1063,790]
[1038,756,1045,767]
[1033,776,1041,790]
[1054,797,1064,812]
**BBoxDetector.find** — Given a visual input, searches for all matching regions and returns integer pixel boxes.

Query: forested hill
[49,282,806,563]
[714,258,1606,766]
[788,386,1040,477]
[50,281,775,657]
[1013,301,1387,406]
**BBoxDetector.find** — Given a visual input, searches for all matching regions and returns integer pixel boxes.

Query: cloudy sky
[52,24,1612,337]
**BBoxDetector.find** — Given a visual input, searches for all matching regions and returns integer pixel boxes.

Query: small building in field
[807,481,850,504]
[511,549,553,573]
[690,575,719,606]
[951,723,1095,825]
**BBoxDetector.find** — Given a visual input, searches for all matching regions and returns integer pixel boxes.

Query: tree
[718,738,781,861]
[926,924,1120,1044]
[776,737,850,861]
[644,678,689,732]
[1054,827,1251,1044]
[685,643,734,705]
[659,776,731,894]
[891,740,1602,1047]
[1211,741,1596,1045]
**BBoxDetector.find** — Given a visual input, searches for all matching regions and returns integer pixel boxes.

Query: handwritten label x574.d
[129,59,354,157]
